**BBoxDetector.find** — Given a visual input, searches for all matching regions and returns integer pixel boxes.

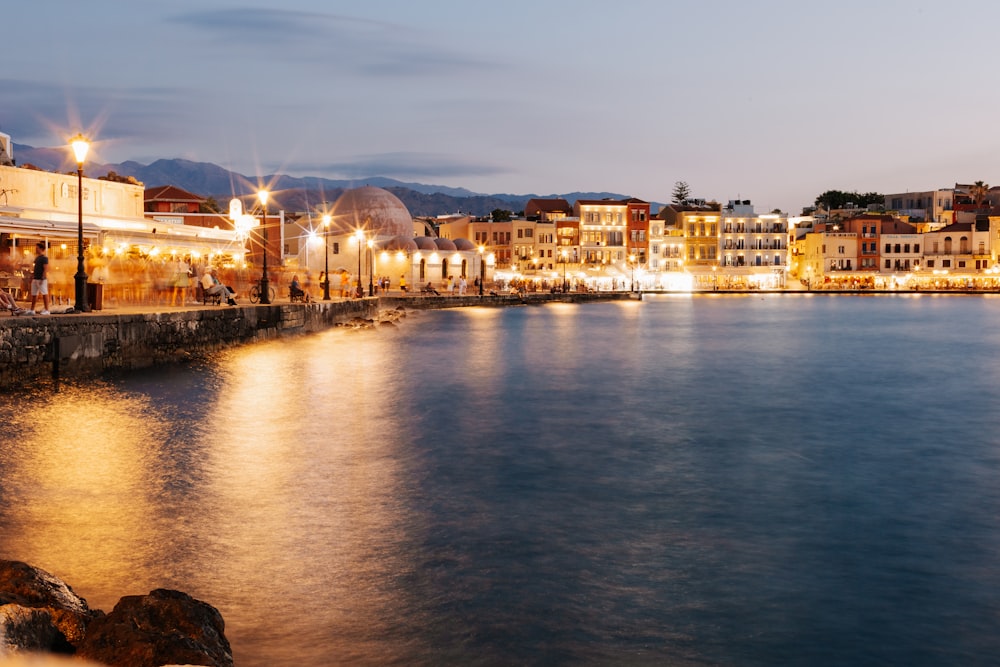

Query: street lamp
[560,249,569,292]
[478,244,485,296]
[628,253,636,292]
[258,189,271,304]
[322,214,331,300]
[70,133,90,312]
[367,239,374,296]
[355,229,364,298]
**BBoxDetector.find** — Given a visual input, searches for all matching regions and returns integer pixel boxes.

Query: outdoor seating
[197,282,222,306]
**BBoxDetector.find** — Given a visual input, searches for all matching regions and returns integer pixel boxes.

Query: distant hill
[12,143,659,217]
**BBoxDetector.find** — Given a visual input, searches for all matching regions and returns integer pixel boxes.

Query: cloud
[167,8,501,77]
[0,79,195,149]
[299,152,510,180]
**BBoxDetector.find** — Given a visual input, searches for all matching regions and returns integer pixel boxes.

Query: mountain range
[13,143,658,217]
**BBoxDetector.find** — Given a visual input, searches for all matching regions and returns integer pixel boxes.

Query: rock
[0,560,98,650]
[77,588,232,667]
[0,604,69,653]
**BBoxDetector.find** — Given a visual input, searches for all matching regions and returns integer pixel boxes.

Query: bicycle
[248,283,275,304]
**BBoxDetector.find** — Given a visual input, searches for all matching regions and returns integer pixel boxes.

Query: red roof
[144,185,206,203]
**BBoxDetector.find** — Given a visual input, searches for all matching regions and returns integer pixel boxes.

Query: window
[332,242,340,254]
[894,244,901,253]
[914,244,920,253]
[838,246,845,254]
[885,243,891,253]
[885,259,891,269]
[904,244,910,253]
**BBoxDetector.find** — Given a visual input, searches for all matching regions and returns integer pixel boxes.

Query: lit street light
[322,214,331,301]
[258,189,271,304]
[628,253,636,292]
[70,133,90,312]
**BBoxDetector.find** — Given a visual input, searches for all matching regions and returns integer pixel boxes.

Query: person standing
[30,242,50,315]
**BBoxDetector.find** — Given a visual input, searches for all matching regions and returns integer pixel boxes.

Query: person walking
[30,242,50,315]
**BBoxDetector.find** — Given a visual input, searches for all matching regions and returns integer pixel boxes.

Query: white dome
[330,186,413,237]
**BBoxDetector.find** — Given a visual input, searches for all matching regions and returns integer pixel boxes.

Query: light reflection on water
[2,297,1000,665]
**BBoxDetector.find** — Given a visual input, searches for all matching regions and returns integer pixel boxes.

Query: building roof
[144,185,205,203]
[524,198,571,214]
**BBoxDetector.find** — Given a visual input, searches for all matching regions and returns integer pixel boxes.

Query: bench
[196,283,222,306]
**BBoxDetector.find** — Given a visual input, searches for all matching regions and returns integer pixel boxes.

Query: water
[3,294,1000,665]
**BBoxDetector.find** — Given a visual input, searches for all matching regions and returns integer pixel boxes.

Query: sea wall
[0,292,632,390]
[0,300,378,389]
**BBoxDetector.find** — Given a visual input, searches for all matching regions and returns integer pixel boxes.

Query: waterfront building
[320,185,487,292]
[920,220,991,275]
[835,215,918,278]
[575,199,629,288]
[717,200,788,289]
[0,155,240,304]
[659,202,721,289]
[800,227,858,287]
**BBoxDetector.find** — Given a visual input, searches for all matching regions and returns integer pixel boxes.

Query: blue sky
[5,0,999,212]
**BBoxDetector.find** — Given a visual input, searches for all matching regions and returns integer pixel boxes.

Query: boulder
[0,604,67,653]
[0,560,98,649]
[76,588,232,667]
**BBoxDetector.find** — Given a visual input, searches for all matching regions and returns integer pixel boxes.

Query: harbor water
[2,294,1000,665]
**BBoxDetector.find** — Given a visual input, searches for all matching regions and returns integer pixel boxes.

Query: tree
[814,189,884,211]
[971,180,989,208]
[490,208,512,222]
[671,181,691,204]
[200,196,223,214]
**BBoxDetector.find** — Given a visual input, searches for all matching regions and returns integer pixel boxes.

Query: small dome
[434,238,457,251]
[413,236,438,251]
[330,186,413,237]
[379,236,418,252]
[453,238,476,251]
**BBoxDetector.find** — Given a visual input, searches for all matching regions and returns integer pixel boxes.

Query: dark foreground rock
[0,561,232,667]
[0,560,99,652]
[77,589,232,667]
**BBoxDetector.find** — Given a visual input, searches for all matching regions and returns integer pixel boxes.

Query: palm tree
[971,180,989,208]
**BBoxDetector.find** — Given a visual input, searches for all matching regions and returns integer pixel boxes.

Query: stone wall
[0,300,378,390]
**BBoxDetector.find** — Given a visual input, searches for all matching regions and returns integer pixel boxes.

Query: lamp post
[478,244,485,296]
[560,249,568,292]
[628,253,636,292]
[355,229,364,298]
[70,134,90,312]
[322,214,331,300]
[367,239,374,296]
[258,189,271,304]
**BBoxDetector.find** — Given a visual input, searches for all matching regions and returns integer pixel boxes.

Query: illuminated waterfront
[2,295,1000,665]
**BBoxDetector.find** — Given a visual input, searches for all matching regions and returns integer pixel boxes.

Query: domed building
[329,186,413,237]
[298,185,487,295]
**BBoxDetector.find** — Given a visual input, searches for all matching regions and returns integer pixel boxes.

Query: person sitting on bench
[422,282,440,295]
[289,274,306,301]
[202,268,236,305]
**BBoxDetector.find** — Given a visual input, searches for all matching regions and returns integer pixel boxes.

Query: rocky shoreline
[0,560,232,667]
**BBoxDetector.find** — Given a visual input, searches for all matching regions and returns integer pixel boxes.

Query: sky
[5,0,1000,213]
